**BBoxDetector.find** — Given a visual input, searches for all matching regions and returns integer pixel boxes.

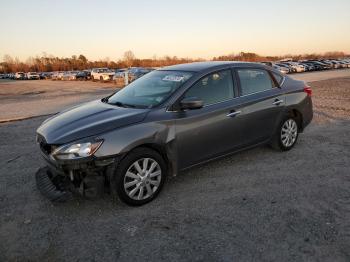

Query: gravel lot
[0,79,115,122]
[292,68,350,82]
[0,74,349,261]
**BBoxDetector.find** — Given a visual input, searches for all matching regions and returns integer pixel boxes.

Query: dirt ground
[311,78,350,123]
[0,75,349,261]
[0,79,116,122]
[292,68,350,83]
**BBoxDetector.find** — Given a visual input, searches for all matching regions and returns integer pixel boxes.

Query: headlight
[51,140,103,160]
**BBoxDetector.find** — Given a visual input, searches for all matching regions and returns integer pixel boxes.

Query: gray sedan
[36,61,313,206]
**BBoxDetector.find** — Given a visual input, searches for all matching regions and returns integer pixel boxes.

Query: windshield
[106,70,193,108]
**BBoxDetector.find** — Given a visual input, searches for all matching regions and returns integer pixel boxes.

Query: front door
[174,69,246,169]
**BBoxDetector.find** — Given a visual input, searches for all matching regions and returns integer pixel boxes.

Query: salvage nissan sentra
[36,61,313,206]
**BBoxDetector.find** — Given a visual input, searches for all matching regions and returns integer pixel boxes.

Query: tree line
[0,50,348,73]
[213,51,349,62]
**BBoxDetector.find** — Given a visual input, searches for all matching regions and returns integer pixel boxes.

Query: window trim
[268,70,284,87]
[234,68,279,97]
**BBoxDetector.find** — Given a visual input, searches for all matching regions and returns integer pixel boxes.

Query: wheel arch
[287,108,304,132]
[118,143,173,175]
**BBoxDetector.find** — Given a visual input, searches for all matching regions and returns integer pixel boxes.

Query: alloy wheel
[123,158,162,201]
[281,119,298,147]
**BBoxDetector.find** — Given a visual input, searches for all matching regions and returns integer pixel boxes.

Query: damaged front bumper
[35,166,73,202]
[36,148,118,201]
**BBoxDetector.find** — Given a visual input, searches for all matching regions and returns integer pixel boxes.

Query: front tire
[111,148,167,206]
[270,117,299,151]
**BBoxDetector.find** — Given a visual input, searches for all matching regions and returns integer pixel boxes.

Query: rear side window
[184,70,234,106]
[237,69,274,96]
[271,72,283,85]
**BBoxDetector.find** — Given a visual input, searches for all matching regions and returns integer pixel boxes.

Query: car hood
[37,99,149,144]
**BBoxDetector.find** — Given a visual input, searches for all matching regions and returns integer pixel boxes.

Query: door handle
[272,99,284,105]
[226,110,241,117]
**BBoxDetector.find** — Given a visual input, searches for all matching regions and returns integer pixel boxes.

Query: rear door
[231,68,286,146]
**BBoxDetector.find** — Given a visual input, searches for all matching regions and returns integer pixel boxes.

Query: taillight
[304,86,312,97]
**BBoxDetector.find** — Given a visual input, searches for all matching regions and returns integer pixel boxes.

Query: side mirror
[180,97,204,110]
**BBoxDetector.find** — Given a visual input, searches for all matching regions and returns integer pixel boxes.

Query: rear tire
[110,148,167,206]
[270,117,299,151]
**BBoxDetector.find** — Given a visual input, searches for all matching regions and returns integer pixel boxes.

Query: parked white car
[91,68,115,82]
[280,62,306,73]
[15,72,26,80]
[60,71,78,80]
[26,72,40,80]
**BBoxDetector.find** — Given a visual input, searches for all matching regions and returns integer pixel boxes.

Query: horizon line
[1,50,350,63]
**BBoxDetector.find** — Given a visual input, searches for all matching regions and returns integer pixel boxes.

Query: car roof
[160,61,265,72]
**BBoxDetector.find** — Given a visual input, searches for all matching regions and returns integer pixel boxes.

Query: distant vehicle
[261,62,273,67]
[128,67,154,82]
[39,72,45,79]
[322,60,339,69]
[113,69,128,85]
[299,61,320,71]
[339,60,350,68]
[61,71,79,81]
[61,71,70,80]
[51,72,60,80]
[115,68,127,74]
[15,72,26,80]
[272,64,289,74]
[73,71,89,80]
[26,72,40,80]
[39,72,52,79]
[308,60,332,70]
[330,60,346,68]
[342,59,350,66]
[5,73,15,79]
[82,70,91,80]
[280,62,305,73]
[0,73,6,79]
[91,68,115,82]
[299,63,314,71]
[58,71,67,80]
[113,68,153,86]
[275,63,294,73]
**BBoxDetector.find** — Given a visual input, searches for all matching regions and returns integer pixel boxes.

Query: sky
[1,0,349,61]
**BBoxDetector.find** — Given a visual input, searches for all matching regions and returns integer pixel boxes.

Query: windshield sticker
[162,75,184,82]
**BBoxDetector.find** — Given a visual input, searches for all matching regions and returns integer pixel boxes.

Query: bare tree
[123,50,136,68]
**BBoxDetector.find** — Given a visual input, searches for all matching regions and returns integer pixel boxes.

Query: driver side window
[184,70,234,106]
